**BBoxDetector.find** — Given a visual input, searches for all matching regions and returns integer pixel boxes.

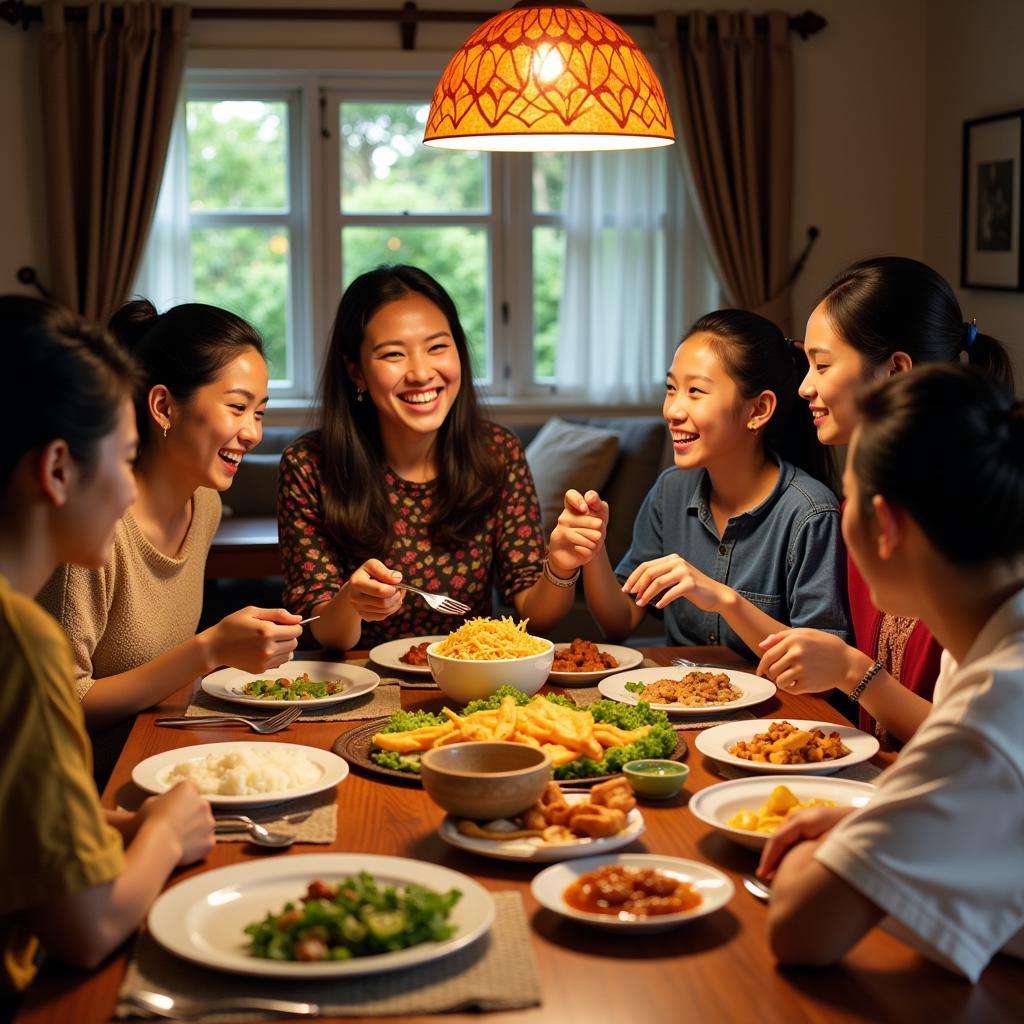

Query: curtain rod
[0,3,827,50]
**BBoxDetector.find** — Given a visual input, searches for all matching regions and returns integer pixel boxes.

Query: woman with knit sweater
[38,301,302,780]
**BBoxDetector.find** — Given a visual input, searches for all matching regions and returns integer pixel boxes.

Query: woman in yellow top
[0,296,214,996]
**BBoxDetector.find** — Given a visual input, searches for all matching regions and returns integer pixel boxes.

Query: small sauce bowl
[623,759,690,800]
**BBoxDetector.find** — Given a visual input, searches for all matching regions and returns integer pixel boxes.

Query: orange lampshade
[423,1,674,152]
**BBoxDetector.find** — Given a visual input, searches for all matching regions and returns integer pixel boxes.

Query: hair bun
[107,297,158,352]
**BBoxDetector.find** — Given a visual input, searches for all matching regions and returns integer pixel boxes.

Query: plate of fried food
[548,639,644,686]
[438,778,645,862]
[531,854,733,932]
[688,777,877,850]
[201,661,380,709]
[333,686,681,784]
[367,636,448,676]
[694,719,880,776]
[598,666,776,716]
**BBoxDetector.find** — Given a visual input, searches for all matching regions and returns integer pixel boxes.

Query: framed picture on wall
[961,109,1024,291]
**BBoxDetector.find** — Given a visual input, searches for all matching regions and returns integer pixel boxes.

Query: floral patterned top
[278,422,545,647]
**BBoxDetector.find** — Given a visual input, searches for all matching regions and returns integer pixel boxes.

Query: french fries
[371,695,653,767]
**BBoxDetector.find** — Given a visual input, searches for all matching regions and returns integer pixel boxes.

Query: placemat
[115,891,540,1020]
[214,790,336,845]
[186,682,402,723]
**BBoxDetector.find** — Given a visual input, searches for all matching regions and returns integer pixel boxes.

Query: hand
[204,607,302,673]
[757,805,856,881]
[621,554,723,610]
[547,489,609,574]
[344,559,406,622]
[135,782,215,866]
[757,629,873,695]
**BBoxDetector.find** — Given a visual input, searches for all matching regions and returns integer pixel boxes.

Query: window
[137,65,715,406]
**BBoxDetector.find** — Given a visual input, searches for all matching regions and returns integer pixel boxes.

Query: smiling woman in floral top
[279,265,580,650]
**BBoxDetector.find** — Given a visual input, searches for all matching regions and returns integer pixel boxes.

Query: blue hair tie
[965,320,978,350]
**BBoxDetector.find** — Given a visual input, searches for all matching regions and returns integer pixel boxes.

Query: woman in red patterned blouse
[278,265,581,650]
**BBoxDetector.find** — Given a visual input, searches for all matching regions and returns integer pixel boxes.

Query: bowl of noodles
[426,617,555,703]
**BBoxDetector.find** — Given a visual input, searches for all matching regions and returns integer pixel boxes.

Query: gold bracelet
[542,559,581,589]
[850,660,884,703]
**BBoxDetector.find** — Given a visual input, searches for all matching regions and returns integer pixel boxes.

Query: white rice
[164,747,321,795]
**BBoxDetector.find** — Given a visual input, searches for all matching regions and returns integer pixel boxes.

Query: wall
[925,0,1024,378]
[1,1,931,324]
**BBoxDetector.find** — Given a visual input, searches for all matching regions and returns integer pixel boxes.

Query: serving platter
[148,853,494,978]
[201,660,380,709]
[548,643,644,687]
[598,665,776,716]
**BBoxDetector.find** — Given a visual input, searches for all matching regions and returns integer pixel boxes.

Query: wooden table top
[13,647,1024,1024]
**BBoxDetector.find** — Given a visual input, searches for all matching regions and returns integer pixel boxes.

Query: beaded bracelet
[849,660,884,704]
[542,559,581,588]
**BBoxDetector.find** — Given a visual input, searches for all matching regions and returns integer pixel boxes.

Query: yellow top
[0,574,124,992]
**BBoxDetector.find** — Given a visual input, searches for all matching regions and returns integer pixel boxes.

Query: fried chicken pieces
[455,778,636,846]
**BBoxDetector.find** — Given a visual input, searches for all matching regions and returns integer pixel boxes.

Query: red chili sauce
[563,865,701,918]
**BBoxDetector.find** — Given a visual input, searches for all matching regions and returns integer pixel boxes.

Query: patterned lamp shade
[423,1,674,152]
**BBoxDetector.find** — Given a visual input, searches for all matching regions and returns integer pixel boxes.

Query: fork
[127,990,319,1020]
[395,582,470,615]
[155,703,303,734]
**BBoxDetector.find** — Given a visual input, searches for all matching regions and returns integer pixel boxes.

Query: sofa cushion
[525,417,621,535]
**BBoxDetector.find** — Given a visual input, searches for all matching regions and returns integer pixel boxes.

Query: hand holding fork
[346,560,469,619]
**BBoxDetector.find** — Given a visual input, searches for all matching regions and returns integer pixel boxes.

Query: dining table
[12,645,1024,1024]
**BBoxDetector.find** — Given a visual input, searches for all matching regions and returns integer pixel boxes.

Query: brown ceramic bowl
[419,742,552,819]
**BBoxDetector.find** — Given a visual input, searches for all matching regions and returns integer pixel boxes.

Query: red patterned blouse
[278,423,545,647]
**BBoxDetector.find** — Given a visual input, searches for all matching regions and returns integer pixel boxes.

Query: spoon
[743,873,772,901]
[214,814,295,848]
[127,989,319,1019]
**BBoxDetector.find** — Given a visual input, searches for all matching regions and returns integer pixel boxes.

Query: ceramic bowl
[426,639,554,704]
[623,759,690,800]
[419,742,552,819]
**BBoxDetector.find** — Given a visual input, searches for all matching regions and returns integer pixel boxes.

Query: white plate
[689,775,877,850]
[201,660,380,709]
[694,719,880,776]
[131,741,349,808]
[148,853,495,978]
[438,792,646,862]
[368,636,448,676]
[548,644,644,686]
[531,853,733,932]
[598,666,776,716]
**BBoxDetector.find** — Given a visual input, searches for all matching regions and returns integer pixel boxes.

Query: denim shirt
[615,459,851,659]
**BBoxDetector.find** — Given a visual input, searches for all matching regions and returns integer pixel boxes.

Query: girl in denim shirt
[551,309,851,659]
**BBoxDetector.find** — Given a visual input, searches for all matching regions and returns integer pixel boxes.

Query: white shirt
[815,588,1024,982]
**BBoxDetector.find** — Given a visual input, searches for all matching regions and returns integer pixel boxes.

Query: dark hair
[820,256,1014,390]
[107,299,264,452]
[853,364,1024,566]
[2,295,138,492]
[315,264,503,558]
[687,309,837,490]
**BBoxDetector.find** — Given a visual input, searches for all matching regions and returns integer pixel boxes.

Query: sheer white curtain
[555,146,720,404]
[133,97,192,308]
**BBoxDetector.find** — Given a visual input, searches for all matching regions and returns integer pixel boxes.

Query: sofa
[203,416,673,643]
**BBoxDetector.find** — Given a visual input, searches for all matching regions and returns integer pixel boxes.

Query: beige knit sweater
[37,488,222,700]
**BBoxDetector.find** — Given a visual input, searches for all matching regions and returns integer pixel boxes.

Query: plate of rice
[132,742,350,807]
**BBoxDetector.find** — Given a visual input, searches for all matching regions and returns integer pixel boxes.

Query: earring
[356,388,365,403]
[163,423,169,438]
[747,422,758,431]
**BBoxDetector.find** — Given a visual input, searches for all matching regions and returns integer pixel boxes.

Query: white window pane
[342,226,490,379]
[187,101,288,211]
[532,153,565,213]
[191,226,292,382]
[341,102,486,213]
[533,225,564,381]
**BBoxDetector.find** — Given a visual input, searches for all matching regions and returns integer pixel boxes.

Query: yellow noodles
[433,616,548,661]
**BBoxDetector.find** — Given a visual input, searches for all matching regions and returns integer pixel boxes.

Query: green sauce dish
[623,759,690,800]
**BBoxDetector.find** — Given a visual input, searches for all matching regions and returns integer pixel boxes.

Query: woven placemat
[115,891,540,1020]
[186,682,401,723]
[214,789,336,845]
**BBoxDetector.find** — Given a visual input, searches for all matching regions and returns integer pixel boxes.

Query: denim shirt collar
[686,455,794,537]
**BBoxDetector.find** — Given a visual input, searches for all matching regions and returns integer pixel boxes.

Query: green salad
[241,672,345,701]
[371,686,676,780]
[245,871,461,962]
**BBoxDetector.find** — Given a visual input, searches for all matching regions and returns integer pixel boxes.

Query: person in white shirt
[757,363,1024,981]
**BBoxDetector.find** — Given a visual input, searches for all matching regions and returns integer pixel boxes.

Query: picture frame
[960,109,1024,291]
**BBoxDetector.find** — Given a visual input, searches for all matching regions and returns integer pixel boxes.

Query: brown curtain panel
[40,1,190,322]
[657,10,794,333]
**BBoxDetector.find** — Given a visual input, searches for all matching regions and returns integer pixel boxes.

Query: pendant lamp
[423,1,674,152]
